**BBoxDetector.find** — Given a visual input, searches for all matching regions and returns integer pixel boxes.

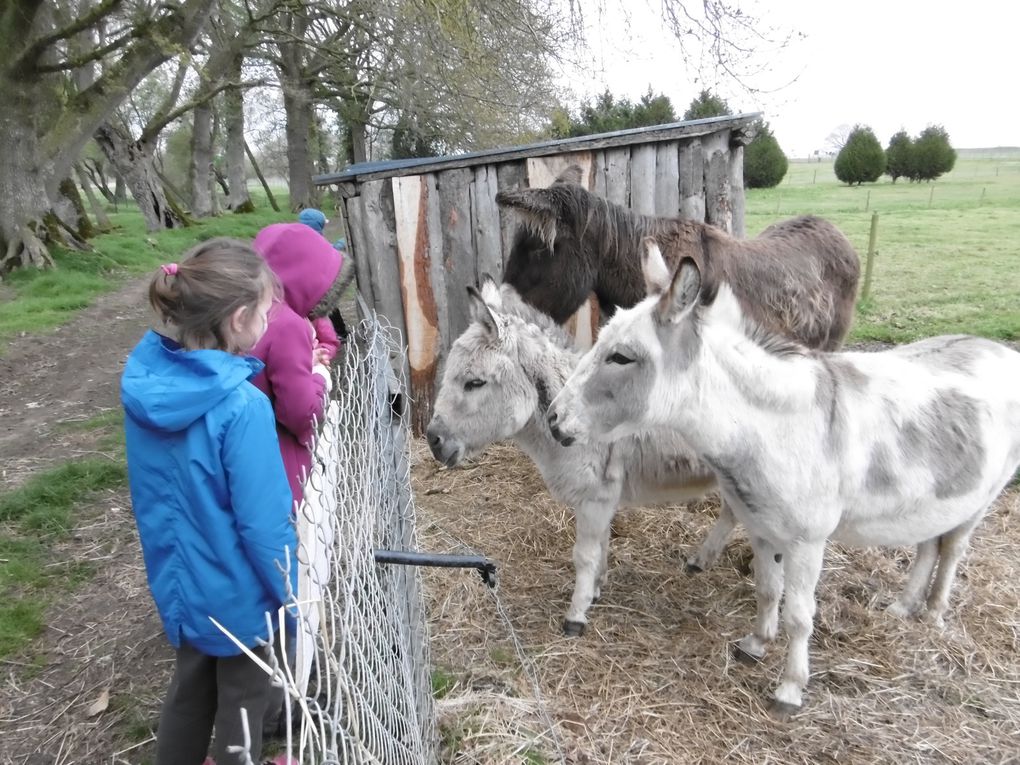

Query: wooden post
[861,211,879,302]
[865,190,870,212]
[928,185,935,208]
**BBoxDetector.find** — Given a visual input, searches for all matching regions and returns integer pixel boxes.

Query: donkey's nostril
[547,411,558,427]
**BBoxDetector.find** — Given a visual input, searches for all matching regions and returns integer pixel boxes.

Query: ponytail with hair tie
[161,263,179,276]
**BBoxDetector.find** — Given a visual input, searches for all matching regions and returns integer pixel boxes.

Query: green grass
[431,667,458,699]
[0,414,127,659]
[745,156,1020,342]
[0,193,291,353]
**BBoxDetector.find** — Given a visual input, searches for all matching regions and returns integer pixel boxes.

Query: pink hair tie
[161,263,179,276]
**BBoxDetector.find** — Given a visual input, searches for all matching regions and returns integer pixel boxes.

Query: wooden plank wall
[340,126,744,433]
[392,175,442,435]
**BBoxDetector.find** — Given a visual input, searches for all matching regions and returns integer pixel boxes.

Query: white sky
[563,0,1020,157]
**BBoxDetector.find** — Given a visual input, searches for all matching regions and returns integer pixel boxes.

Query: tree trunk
[223,54,251,211]
[114,174,127,205]
[0,92,58,271]
[209,106,221,216]
[95,123,185,232]
[312,114,331,175]
[76,164,111,230]
[244,139,279,213]
[278,46,315,211]
[82,159,116,204]
[213,166,230,197]
[54,177,95,241]
[349,118,368,164]
[190,103,215,218]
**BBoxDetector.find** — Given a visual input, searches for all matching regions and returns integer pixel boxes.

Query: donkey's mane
[550,183,679,256]
[743,320,810,359]
[707,285,808,360]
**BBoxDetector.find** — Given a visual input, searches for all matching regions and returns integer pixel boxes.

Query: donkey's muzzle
[547,411,575,447]
[426,419,462,467]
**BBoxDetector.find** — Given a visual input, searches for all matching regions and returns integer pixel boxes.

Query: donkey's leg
[564,500,615,637]
[924,510,986,628]
[735,536,784,664]
[887,538,939,619]
[687,499,736,573]
[771,541,826,717]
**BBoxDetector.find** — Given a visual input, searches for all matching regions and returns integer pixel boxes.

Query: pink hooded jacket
[251,223,341,505]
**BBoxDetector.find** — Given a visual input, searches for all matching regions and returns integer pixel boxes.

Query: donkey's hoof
[562,619,586,637]
[885,600,918,620]
[685,560,705,575]
[733,643,763,666]
[768,698,800,721]
[922,610,947,631]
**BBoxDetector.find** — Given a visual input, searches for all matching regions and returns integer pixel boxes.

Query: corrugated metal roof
[314,112,760,186]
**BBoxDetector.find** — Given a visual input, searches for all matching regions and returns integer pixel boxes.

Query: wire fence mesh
[253,307,438,764]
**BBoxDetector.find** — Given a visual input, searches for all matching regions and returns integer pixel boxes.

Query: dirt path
[0,276,168,765]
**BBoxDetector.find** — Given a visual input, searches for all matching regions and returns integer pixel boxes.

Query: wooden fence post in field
[865,190,870,212]
[861,211,879,302]
[928,185,935,208]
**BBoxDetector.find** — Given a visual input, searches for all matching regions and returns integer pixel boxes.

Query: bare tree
[825,124,853,156]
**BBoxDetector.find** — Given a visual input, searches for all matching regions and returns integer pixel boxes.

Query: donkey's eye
[607,352,635,365]
[464,379,487,391]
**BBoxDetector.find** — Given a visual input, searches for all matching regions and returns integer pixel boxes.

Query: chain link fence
[251,306,438,764]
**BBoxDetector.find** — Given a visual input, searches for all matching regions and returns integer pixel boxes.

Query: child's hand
[312,345,330,366]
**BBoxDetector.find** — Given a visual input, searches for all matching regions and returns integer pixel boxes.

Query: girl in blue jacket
[122,238,297,765]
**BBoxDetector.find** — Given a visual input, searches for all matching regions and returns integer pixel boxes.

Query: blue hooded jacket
[122,331,298,656]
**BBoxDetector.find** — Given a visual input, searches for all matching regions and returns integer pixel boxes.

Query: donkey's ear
[467,285,502,338]
[641,238,672,294]
[495,188,557,250]
[656,257,702,325]
[478,273,502,310]
[553,165,584,186]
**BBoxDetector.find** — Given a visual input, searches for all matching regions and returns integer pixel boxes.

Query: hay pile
[411,439,1020,765]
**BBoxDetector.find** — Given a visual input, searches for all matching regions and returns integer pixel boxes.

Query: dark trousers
[155,641,272,765]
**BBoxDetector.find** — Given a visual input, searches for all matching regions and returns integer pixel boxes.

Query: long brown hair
[149,238,278,351]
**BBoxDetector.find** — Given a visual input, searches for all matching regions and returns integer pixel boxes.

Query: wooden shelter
[315,113,760,432]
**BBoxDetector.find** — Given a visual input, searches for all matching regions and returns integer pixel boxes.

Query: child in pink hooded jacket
[296,208,344,364]
[250,223,355,506]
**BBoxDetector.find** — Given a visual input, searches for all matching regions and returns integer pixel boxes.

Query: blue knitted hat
[297,208,327,233]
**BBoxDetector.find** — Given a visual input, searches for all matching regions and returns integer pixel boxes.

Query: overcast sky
[563,0,1019,157]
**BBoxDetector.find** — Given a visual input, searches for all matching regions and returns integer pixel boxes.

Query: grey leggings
[155,640,272,765]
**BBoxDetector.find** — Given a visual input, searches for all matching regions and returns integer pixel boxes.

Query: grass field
[745,152,1020,342]
[0,193,292,352]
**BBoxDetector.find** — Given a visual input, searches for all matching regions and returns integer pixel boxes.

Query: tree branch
[139,78,266,144]
[8,0,125,76]
[31,30,137,74]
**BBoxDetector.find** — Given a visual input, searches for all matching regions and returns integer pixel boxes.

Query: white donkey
[547,244,1020,714]
[426,277,737,635]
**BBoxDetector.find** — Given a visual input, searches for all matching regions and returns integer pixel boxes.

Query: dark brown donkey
[497,167,860,350]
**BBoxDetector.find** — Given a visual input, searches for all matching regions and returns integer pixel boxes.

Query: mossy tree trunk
[190,102,215,218]
[95,123,187,231]
[0,0,215,271]
[223,53,252,211]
